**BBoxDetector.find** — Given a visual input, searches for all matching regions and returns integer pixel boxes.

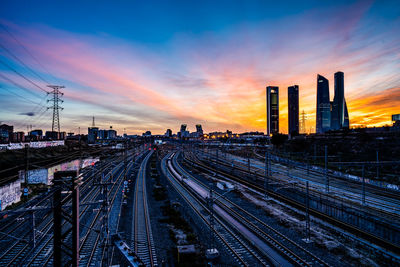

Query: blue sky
[0,0,399,134]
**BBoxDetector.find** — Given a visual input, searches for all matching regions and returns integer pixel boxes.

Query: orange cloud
[1,5,399,135]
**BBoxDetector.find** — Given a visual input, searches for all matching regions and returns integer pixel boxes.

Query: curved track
[188,150,400,256]
[173,152,331,267]
[163,152,274,266]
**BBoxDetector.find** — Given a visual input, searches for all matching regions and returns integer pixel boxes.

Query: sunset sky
[0,0,399,135]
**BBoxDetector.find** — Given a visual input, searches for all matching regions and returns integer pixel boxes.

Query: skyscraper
[180,124,187,133]
[179,124,188,138]
[331,71,349,130]
[165,129,172,137]
[288,85,299,136]
[316,75,331,133]
[196,124,203,135]
[266,86,279,135]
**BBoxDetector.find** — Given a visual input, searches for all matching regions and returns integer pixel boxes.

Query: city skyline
[1,1,400,135]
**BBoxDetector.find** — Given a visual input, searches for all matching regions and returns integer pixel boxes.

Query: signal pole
[23,144,29,199]
[208,182,215,251]
[325,146,329,193]
[264,151,269,199]
[47,85,64,134]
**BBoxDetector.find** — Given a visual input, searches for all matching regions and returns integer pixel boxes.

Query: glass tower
[331,71,349,130]
[266,86,279,135]
[288,85,299,136]
[316,75,331,133]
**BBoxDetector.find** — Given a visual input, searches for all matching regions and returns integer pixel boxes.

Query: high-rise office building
[88,127,99,143]
[196,124,203,135]
[316,75,331,133]
[331,71,349,130]
[179,124,188,139]
[288,85,299,136]
[180,124,187,133]
[343,102,349,128]
[165,129,172,137]
[266,86,279,135]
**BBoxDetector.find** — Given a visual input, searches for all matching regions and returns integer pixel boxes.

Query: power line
[0,23,58,84]
[32,110,51,130]
[0,72,49,129]
[0,58,48,93]
[0,42,49,84]
[19,107,49,131]
[0,87,42,105]
[0,72,44,99]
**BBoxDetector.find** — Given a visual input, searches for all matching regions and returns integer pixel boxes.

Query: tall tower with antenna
[47,85,64,133]
[92,116,95,127]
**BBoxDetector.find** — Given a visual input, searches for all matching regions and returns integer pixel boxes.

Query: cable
[0,58,48,93]
[9,107,48,132]
[0,23,59,84]
[0,73,49,130]
[0,72,44,99]
[0,42,49,84]
[0,90,41,105]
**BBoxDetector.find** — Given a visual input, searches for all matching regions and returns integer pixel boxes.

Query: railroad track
[195,150,400,224]
[0,154,117,247]
[80,159,134,266]
[0,152,133,266]
[197,151,400,236]
[26,157,129,266]
[163,153,273,267]
[133,150,157,267]
[0,162,110,266]
[223,150,400,215]
[187,151,400,257]
[173,152,330,267]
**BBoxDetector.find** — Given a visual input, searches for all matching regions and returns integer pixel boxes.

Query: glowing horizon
[1,1,399,135]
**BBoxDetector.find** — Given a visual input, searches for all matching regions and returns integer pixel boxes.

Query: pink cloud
[1,1,399,134]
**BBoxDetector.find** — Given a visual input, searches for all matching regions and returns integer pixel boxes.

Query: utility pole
[314,144,317,164]
[23,144,29,199]
[264,151,269,199]
[376,150,379,180]
[31,211,36,248]
[208,182,215,251]
[47,85,64,134]
[93,171,113,266]
[101,174,110,266]
[362,165,366,205]
[247,155,250,173]
[304,181,311,242]
[325,145,329,193]
[124,140,127,181]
